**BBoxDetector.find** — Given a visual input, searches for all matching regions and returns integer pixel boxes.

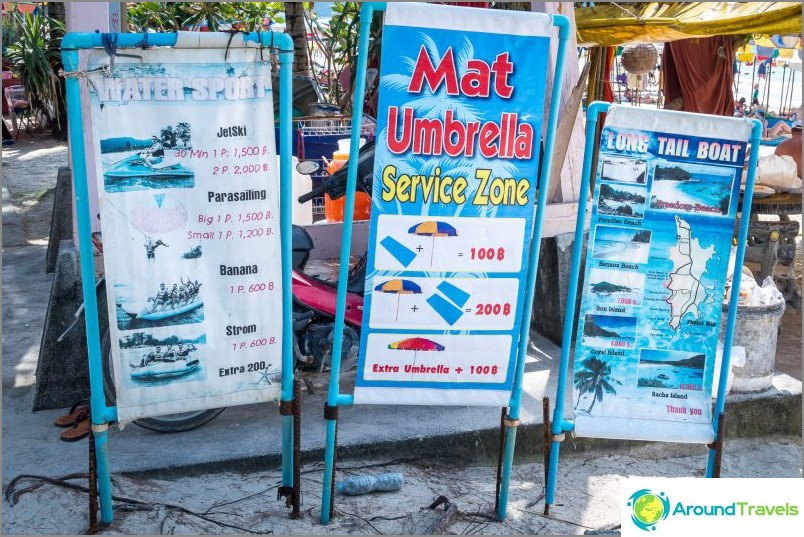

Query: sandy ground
[2,436,801,535]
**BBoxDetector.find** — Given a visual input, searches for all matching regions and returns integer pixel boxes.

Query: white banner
[572,107,753,442]
[87,48,283,422]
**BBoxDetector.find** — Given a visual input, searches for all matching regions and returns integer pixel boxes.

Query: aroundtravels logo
[627,489,670,531]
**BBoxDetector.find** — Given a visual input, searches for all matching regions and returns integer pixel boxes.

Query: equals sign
[457,252,464,257]
[464,308,472,312]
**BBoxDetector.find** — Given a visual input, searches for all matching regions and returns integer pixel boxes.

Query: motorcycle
[291,140,375,373]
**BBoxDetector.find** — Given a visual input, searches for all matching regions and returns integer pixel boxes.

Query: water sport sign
[572,107,751,442]
[353,3,552,406]
[86,48,282,422]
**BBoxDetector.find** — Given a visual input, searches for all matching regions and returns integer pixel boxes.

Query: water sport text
[95,76,272,102]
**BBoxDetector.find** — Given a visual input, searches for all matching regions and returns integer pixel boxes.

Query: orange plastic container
[324,148,372,222]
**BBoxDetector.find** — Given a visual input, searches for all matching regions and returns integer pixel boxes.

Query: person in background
[752,83,760,102]
[758,111,793,139]
[2,120,13,145]
[734,97,747,117]
[774,125,802,179]
[748,98,764,117]
[757,59,767,80]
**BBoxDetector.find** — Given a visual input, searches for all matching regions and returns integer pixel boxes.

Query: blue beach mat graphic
[426,280,473,325]
[426,294,464,326]
[380,236,417,267]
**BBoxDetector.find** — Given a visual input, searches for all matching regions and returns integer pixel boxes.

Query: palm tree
[284,2,309,75]
[573,357,622,413]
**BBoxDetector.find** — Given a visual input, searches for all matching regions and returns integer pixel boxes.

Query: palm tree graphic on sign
[573,357,622,413]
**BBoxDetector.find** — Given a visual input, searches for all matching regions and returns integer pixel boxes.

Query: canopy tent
[575,2,802,47]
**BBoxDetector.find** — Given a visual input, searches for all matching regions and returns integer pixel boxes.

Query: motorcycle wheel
[101,327,225,433]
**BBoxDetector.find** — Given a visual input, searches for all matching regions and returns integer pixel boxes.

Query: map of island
[666,216,714,330]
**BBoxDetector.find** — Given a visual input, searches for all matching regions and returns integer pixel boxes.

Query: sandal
[60,415,91,442]
[54,401,90,428]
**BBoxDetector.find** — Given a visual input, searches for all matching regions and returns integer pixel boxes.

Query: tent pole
[779,64,787,116]
[749,56,757,104]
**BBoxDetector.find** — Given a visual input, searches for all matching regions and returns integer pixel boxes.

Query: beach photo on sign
[637,348,705,391]
[114,277,204,330]
[600,156,647,184]
[649,160,735,216]
[587,268,645,307]
[591,225,651,264]
[581,314,636,349]
[597,182,648,218]
[100,122,194,193]
[573,353,624,415]
[118,331,207,387]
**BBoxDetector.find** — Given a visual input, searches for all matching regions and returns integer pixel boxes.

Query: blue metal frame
[318,2,569,523]
[544,101,761,509]
[61,31,295,524]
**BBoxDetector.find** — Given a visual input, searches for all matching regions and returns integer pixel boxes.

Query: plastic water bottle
[336,472,404,496]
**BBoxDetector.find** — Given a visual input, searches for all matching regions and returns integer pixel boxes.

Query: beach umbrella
[388,337,445,368]
[375,279,422,321]
[408,221,458,266]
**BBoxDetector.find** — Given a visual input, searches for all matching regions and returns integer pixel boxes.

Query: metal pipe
[320,2,377,524]
[707,118,761,477]
[62,46,115,524]
[276,29,296,493]
[545,100,608,510]
[497,13,570,521]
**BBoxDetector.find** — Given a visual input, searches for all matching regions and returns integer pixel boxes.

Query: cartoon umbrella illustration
[408,221,458,267]
[375,279,422,321]
[388,337,445,368]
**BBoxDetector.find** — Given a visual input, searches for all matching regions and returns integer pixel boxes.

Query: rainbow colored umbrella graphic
[388,337,445,368]
[408,221,458,267]
[375,279,422,321]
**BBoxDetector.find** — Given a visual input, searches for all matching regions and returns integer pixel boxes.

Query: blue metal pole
[544,101,610,510]
[706,118,761,477]
[497,14,570,521]
[272,31,296,492]
[320,3,378,524]
[61,43,115,524]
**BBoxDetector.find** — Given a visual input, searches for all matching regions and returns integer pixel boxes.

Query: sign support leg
[320,2,377,524]
[497,15,570,521]
[494,407,507,512]
[61,47,115,524]
[277,38,296,498]
[292,379,302,517]
[706,119,761,478]
[707,412,726,478]
[542,397,550,501]
[88,430,99,530]
[545,101,608,513]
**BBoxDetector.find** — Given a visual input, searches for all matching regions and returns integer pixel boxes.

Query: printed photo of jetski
[103,153,194,193]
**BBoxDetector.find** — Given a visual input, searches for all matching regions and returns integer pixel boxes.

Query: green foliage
[4,10,64,123]
[310,2,382,110]
[126,2,284,32]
